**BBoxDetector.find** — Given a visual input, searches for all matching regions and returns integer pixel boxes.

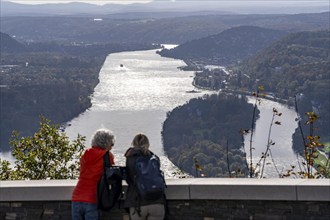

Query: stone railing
[1,178,329,220]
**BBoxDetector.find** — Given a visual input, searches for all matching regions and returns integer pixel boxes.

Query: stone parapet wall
[1,179,329,220]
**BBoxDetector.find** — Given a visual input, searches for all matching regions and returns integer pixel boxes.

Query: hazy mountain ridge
[1,1,328,16]
[1,12,328,45]
[158,26,288,65]
[0,1,128,16]
[0,32,27,52]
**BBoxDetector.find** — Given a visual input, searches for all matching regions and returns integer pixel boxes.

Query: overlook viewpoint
[0,1,329,219]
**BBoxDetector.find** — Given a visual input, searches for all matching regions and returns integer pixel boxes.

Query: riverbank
[189,66,303,177]
[63,48,214,178]
[192,73,295,107]
[0,43,161,151]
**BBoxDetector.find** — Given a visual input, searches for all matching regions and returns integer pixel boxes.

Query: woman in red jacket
[72,128,115,220]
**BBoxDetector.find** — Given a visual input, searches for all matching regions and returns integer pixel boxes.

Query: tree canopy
[0,116,85,180]
[162,93,255,177]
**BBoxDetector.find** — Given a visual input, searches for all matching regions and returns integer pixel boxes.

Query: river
[1,47,302,178]
[244,97,302,178]
[65,46,213,177]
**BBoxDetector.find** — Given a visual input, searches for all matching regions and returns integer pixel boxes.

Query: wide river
[64,47,303,178]
[1,46,302,178]
[65,46,214,177]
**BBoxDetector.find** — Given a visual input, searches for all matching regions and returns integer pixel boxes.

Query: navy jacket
[123,147,165,208]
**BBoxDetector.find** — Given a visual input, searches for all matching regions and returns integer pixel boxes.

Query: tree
[0,116,85,180]
[0,159,12,180]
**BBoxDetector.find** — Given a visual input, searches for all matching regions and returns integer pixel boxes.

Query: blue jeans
[72,202,100,220]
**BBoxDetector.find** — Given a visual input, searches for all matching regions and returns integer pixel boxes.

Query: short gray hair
[91,129,115,148]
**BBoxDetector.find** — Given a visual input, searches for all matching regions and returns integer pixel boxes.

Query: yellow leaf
[258,85,264,91]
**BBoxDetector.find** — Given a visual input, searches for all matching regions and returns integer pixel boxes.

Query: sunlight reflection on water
[65,48,213,178]
[1,47,302,178]
[244,97,304,178]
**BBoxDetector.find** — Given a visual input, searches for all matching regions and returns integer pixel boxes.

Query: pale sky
[2,0,326,5]
[2,0,153,5]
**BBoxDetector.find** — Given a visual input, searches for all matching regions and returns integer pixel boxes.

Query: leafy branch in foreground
[0,159,12,180]
[247,85,265,178]
[0,116,86,180]
[282,96,329,178]
[257,107,282,178]
[194,158,204,177]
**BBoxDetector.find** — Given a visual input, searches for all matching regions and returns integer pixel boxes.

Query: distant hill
[0,1,127,16]
[236,30,329,153]
[0,32,26,53]
[158,26,288,66]
[239,30,329,97]
[1,12,327,45]
[1,1,328,16]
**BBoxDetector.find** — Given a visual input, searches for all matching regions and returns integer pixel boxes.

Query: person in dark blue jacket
[124,133,165,220]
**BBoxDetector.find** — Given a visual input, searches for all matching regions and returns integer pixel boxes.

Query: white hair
[91,129,115,148]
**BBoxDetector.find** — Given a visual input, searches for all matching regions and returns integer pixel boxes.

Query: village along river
[0,46,302,178]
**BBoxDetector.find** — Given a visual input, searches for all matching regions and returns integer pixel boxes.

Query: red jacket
[72,147,114,203]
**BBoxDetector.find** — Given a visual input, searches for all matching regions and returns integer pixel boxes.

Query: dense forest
[237,31,329,97]
[162,93,256,177]
[1,53,103,150]
[236,30,330,154]
[160,29,329,160]
[0,32,158,149]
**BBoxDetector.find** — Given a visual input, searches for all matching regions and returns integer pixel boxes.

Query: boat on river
[186,90,200,93]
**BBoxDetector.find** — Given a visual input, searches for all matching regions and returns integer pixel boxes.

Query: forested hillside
[238,30,329,96]
[0,32,27,53]
[235,30,329,154]
[1,12,328,44]
[0,33,158,150]
[158,26,287,66]
[160,28,329,168]
[162,94,255,177]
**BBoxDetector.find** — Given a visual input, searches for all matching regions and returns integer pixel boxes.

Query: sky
[2,0,152,5]
[2,0,328,5]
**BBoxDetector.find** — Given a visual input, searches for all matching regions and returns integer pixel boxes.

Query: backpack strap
[100,151,111,192]
[132,154,143,217]
[101,151,125,211]
[103,151,111,169]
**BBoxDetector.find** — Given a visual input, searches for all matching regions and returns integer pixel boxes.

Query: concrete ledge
[189,178,301,201]
[0,178,329,202]
[0,179,75,201]
[297,179,330,201]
